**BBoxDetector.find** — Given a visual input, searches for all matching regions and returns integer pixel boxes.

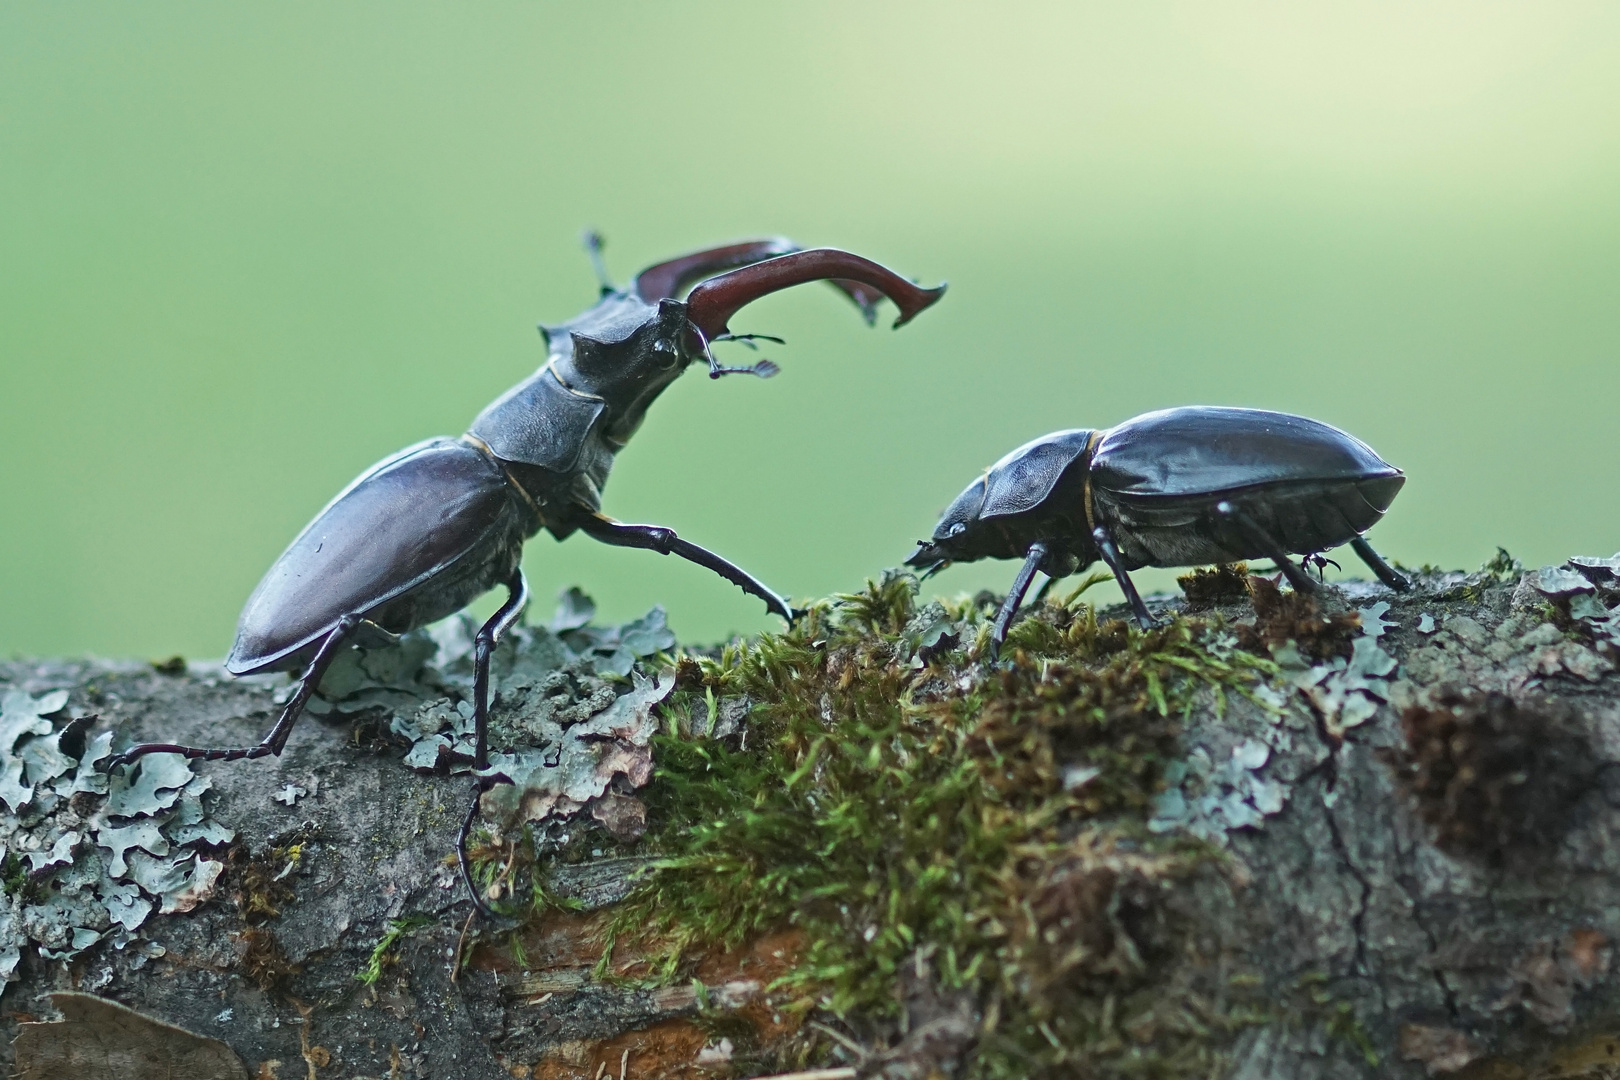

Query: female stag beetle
[906,406,1409,654]
[108,237,944,910]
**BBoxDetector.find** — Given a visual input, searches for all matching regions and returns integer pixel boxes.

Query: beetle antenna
[687,320,780,379]
[712,332,787,351]
[582,229,614,296]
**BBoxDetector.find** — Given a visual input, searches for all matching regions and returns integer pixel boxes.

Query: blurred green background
[3,3,1619,660]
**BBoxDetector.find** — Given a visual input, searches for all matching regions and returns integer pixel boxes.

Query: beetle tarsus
[1350,536,1411,592]
[1302,552,1342,582]
[989,541,1051,658]
[1090,527,1160,629]
[580,516,795,621]
[1214,501,1320,595]
[457,788,504,921]
[104,615,358,771]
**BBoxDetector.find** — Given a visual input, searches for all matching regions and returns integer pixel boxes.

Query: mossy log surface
[5,556,1620,1080]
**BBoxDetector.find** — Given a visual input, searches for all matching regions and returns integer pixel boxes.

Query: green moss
[1481,547,1522,583]
[1297,971,1379,1067]
[1,853,29,898]
[587,572,1273,1078]
[358,914,435,986]
[1450,545,1524,601]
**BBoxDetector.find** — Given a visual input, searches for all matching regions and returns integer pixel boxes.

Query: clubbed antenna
[582,229,613,296]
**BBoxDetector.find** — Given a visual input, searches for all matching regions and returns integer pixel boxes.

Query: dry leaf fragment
[1397,1023,1480,1076]
[589,792,648,842]
[14,992,249,1080]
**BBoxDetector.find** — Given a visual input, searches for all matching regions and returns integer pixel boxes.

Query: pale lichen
[0,689,235,978]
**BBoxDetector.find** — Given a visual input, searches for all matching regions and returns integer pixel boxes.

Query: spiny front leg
[989,541,1050,660]
[580,515,797,621]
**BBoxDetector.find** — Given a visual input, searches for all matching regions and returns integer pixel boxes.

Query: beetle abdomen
[1091,407,1398,501]
[1101,474,1405,570]
[227,438,531,675]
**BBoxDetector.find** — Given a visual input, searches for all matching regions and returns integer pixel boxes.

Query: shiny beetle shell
[227,438,534,675]
[1089,407,1397,502]
[914,406,1404,572]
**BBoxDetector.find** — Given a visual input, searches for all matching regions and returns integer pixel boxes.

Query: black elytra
[108,237,945,916]
[906,406,1410,656]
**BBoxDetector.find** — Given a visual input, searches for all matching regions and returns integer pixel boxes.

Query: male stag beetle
[906,406,1409,654]
[109,237,945,911]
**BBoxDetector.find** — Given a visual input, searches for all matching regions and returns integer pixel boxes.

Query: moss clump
[358,914,435,986]
[1392,687,1597,866]
[596,572,1273,1078]
[1176,563,1250,608]
[224,827,313,992]
[1235,574,1360,662]
[1481,546,1523,583]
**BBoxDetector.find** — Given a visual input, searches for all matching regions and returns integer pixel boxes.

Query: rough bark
[4,556,1620,1080]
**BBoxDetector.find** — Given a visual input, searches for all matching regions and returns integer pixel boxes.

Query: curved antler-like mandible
[634,239,796,302]
[634,239,898,326]
[684,248,946,341]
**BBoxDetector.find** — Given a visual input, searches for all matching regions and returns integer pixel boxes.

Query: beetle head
[546,240,945,442]
[552,295,694,442]
[905,476,990,574]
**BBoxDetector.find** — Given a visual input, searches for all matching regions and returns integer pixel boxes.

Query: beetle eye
[948,522,967,538]
[651,339,681,369]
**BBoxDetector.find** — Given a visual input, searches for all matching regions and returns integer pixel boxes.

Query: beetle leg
[456,794,504,922]
[1350,536,1411,592]
[1213,501,1320,596]
[1090,527,1159,629]
[105,615,359,769]
[1031,576,1058,608]
[580,516,797,621]
[472,569,531,771]
[989,542,1049,659]
[457,568,530,921]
